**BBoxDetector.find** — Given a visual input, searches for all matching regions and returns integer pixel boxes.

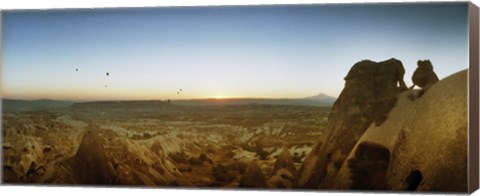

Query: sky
[0,2,469,101]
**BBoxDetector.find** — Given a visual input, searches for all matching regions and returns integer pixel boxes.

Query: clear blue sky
[1,3,469,100]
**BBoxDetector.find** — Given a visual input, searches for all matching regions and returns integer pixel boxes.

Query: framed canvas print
[1,1,479,195]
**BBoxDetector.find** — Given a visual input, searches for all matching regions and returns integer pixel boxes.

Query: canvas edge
[0,2,476,194]
[0,9,4,185]
[469,1,480,194]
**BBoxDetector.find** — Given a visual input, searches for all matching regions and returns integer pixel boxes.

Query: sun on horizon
[213,94,226,99]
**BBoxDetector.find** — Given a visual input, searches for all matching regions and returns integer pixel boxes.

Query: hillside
[2,99,75,112]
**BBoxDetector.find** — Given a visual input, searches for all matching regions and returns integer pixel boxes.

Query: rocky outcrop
[294,143,325,188]
[107,137,191,186]
[2,137,46,182]
[73,129,115,184]
[410,60,439,92]
[327,58,407,151]
[3,120,193,186]
[388,70,467,192]
[273,147,296,175]
[323,70,467,192]
[296,58,408,188]
[268,147,296,188]
[268,168,295,188]
[239,161,267,188]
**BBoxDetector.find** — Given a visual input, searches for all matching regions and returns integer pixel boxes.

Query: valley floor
[2,104,330,188]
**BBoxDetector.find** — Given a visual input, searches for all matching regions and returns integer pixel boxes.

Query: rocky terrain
[2,102,329,187]
[295,59,468,192]
[2,58,468,192]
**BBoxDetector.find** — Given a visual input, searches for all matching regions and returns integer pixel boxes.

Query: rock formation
[409,59,440,97]
[268,168,295,188]
[107,136,191,186]
[331,70,467,192]
[239,160,267,188]
[273,147,296,175]
[294,143,325,188]
[268,147,296,188]
[388,70,467,192]
[296,58,408,188]
[73,128,115,184]
[2,137,46,182]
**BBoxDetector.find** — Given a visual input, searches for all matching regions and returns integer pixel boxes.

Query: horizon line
[1,93,337,102]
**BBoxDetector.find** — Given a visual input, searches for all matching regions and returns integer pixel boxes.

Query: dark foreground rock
[239,161,267,188]
[331,70,467,192]
[268,147,297,188]
[73,128,115,184]
[296,58,407,188]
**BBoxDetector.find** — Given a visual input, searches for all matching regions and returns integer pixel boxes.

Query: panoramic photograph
[1,2,470,193]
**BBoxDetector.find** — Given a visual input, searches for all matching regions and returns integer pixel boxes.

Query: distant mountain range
[2,93,336,111]
[303,93,337,103]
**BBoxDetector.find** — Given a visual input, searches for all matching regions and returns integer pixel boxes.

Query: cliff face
[296,58,407,188]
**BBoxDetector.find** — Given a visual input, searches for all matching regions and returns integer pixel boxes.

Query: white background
[0,0,479,196]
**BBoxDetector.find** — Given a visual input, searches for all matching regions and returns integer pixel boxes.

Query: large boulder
[296,58,407,188]
[410,60,439,92]
[388,70,467,192]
